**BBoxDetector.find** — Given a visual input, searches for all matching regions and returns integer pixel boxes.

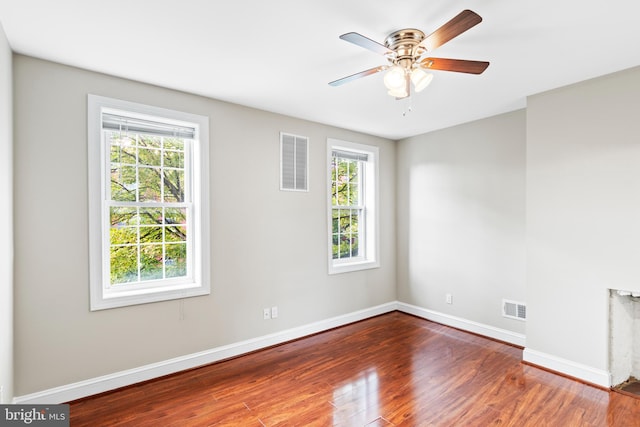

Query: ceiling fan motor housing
[384,29,426,66]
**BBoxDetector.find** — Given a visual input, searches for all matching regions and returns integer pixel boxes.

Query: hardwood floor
[69,312,640,426]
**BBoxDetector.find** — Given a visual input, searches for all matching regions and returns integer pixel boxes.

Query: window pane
[163,169,185,202]
[166,243,187,278]
[337,160,348,184]
[164,137,184,150]
[110,143,136,165]
[351,232,359,257]
[353,209,360,230]
[140,244,163,281]
[331,181,338,206]
[164,150,184,168]
[110,245,138,284]
[111,166,137,201]
[339,235,350,259]
[340,209,352,259]
[139,135,162,149]
[138,147,161,167]
[348,161,359,183]
[336,182,348,206]
[332,209,339,233]
[166,226,187,242]
[349,183,359,205]
[139,207,162,225]
[140,226,163,243]
[139,167,162,202]
[110,207,138,226]
[165,208,186,224]
[110,226,137,245]
[339,209,352,234]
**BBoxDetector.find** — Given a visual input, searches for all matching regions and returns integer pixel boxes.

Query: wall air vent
[502,299,527,321]
[280,132,308,191]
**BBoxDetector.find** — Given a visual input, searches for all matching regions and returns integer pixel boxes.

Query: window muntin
[327,139,379,274]
[88,95,210,310]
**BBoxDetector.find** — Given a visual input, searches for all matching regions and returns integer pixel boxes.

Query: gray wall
[12,55,396,396]
[396,110,526,334]
[0,21,13,404]
[12,49,640,398]
[526,66,640,371]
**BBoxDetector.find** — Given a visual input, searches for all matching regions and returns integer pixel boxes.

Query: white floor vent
[502,299,527,321]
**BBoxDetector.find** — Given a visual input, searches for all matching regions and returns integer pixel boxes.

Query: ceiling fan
[328,9,489,99]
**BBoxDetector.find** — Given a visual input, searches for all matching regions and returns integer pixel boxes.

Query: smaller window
[327,139,379,274]
[280,132,308,191]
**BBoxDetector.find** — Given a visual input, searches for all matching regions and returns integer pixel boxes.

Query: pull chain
[402,96,413,117]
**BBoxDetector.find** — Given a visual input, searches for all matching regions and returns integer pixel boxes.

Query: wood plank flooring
[68,312,640,426]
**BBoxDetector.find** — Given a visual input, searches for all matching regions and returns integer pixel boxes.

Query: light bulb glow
[388,87,408,98]
[410,68,434,92]
[384,66,406,90]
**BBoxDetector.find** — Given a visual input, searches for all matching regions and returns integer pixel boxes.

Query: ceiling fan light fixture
[387,86,408,98]
[383,65,406,90]
[411,68,434,92]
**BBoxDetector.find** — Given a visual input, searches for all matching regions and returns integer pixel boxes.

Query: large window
[88,95,210,310]
[328,139,379,274]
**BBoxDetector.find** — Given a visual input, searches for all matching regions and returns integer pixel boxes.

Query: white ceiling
[1,0,640,140]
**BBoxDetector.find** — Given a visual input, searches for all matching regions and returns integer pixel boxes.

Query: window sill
[90,282,209,311]
[328,259,380,275]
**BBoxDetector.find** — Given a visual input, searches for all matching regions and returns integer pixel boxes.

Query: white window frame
[88,94,210,310]
[327,138,379,274]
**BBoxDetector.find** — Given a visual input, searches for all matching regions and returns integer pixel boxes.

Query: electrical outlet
[271,306,278,319]
[263,308,271,320]
[446,293,453,304]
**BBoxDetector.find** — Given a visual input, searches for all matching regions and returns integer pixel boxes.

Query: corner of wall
[0,19,14,404]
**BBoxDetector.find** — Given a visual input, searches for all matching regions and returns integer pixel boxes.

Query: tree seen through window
[331,155,363,260]
[109,132,188,285]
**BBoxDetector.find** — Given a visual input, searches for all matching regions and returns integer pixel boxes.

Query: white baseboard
[20,301,607,404]
[13,302,398,404]
[396,302,526,347]
[523,348,611,388]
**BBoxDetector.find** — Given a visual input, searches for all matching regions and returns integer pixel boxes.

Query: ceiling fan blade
[420,57,489,74]
[329,65,388,87]
[421,10,483,51]
[339,32,394,57]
